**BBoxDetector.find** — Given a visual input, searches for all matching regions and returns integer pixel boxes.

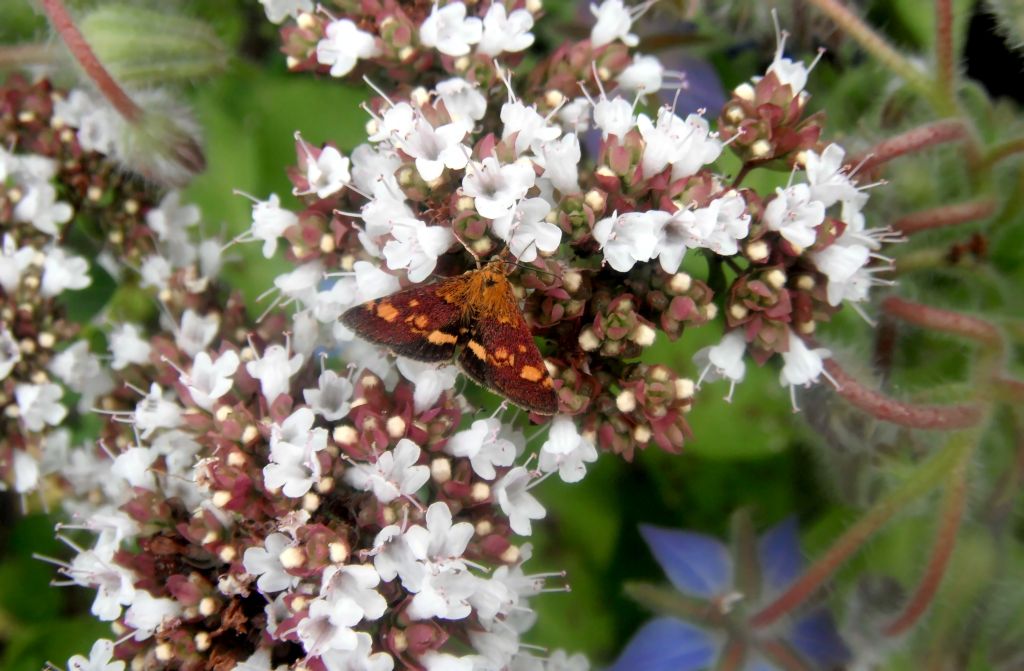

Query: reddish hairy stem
[853,120,967,172]
[992,377,1024,404]
[882,296,1003,348]
[825,359,984,429]
[935,0,955,103]
[893,199,996,235]
[39,0,141,122]
[883,458,967,636]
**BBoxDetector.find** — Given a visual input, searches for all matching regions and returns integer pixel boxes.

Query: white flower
[350,143,402,196]
[477,3,535,56]
[396,358,459,412]
[317,18,380,78]
[354,260,401,302]
[50,341,102,391]
[405,502,474,569]
[108,323,152,370]
[320,632,395,671]
[67,546,136,621]
[406,568,477,621]
[53,89,120,155]
[399,118,470,181]
[593,210,667,272]
[345,438,429,503]
[67,639,126,671]
[246,343,304,404]
[693,330,747,401]
[247,193,298,258]
[493,467,546,535]
[804,143,859,207]
[421,651,477,671]
[462,156,536,220]
[780,330,833,410]
[134,383,182,439]
[419,2,483,57]
[0,234,35,292]
[275,260,324,309]
[491,197,561,263]
[0,326,21,380]
[176,310,220,357]
[668,113,723,181]
[538,417,598,483]
[125,591,181,641]
[13,450,40,494]
[15,382,66,431]
[618,53,665,94]
[538,133,581,194]
[304,369,355,421]
[591,94,636,140]
[14,181,74,235]
[146,190,200,243]
[243,533,299,593]
[41,247,91,297]
[763,184,825,249]
[296,140,352,199]
[382,218,454,283]
[445,418,516,480]
[320,564,387,624]
[259,0,312,24]
[692,191,751,258]
[501,100,561,157]
[359,180,416,256]
[767,13,822,95]
[139,254,171,291]
[557,97,592,134]
[368,102,416,144]
[296,597,360,656]
[183,350,239,410]
[263,407,328,497]
[371,525,421,585]
[590,0,653,47]
[112,445,158,490]
[435,78,487,126]
[811,241,871,287]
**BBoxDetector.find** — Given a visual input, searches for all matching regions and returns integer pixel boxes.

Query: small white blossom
[263,407,329,497]
[780,330,834,411]
[382,218,454,283]
[183,350,239,411]
[0,234,34,292]
[296,597,361,656]
[557,97,592,134]
[396,358,459,411]
[0,326,21,380]
[320,632,395,671]
[317,19,380,78]
[405,502,474,570]
[296,140,352,199]
[124,591,182,641]
[501,100,561,157]
[304,369,355,421]
[248,193,298,258]
[259,0,312,24]
[591,94,636,140]
[477,3,535,56]
[344,438,429,503]
[399,118,471,181]
[691,191,751,258]
[109,323,152,370]
[763,184,825,249]
[111,446,158,490]
[538,133,582,194]
[15,382,67,431]
[419,1,483,57]
[693,330,747,402]
[421,651,478,671]
[593,210,667,272]
[406,568,477,621]
[805,143,860,207]
[67,545,136,621]
[590,0,653,47]
[320,564,387,622]
[12,450,40,494]
[491,197,561,263]
[67,639,126,671]
[538,417,598,483]
[354,260,402,302]
[435,78,488,126]
[668,114,723,181]
[41,247,91,297]
[493,467,546,535]
[618,53,665,94]
[139,254,171,291]
[13,182,74,236]
[146,191,200,243]
[246,343,304,404]
[462,156,537,220]
[243,533,300,593]
[767,13,822,95]
[53,89,120,155]
[134,383,182,439]
[445,418,516,480]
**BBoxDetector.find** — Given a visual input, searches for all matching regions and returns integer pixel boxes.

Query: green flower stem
[983,136,1024,167]
[40,0,142,122]
[882,449,969,636]
[623,582,725,627]
[805,0,940,109]
[750,429,981,628]
[892,199,996,236]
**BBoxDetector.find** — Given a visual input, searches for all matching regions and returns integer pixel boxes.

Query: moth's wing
[341,283,465,362]
[458,315,559,415]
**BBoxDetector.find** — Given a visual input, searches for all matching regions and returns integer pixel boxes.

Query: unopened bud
[724,104,745,124]
[733,82,755,101]
[279,546,305,569]
[329,541,350,563]
[615,389,637,413]
[431,457,452,484]
[386,415,406,438]
[475,520,493,536]
[410,87,430,107]
[729,304,748,321]
[544,89,565,108]
[796,274,816,290]
[797,320,816,334]
[765,269,787,289]
[630,323,656,347]
[500,545,521,564]
[750,139,772,159]
[195,632,211,652]
[471,482,491,502]
[669,272,692,293]
[578,327,600,352]
[584,189,607,212]
[211,491,231,508]
[562,270,582,292]
[457,195,475,211]
[198,597,217,617]
[302,492,320,512]
[241,424,259,444]
[633,424,652,443]
[745,240,769,263]
[333,425,358,445]
[155,643,173,662]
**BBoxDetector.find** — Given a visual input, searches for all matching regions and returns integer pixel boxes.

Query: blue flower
[607,517,849,671]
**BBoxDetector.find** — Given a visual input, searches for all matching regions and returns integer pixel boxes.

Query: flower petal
[606,617,718,671]
[639,524,732,598]
[788,608,850,668]
[757,517,802,591]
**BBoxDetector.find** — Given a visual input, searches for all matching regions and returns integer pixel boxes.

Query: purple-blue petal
[757,517,802,591]
[605,617,719,671]
[788,608,851,667]
[741,656,782,671]
[639,524,733,599]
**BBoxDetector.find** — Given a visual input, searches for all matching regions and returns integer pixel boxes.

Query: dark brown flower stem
[893,199,996,235]
[39,0,142,122]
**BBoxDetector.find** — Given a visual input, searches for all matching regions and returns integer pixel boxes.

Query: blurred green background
[2,0,1023,669]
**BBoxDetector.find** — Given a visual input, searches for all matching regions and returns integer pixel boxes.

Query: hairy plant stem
[624,582,725,626]
[935,0,956,109]
[882,450,969,636]
[750,429,981,628]
[893,199,996,235]
[881,297,1003,349]
[853,120,967,173]
[39,0,141,122]
[0,43,57,69]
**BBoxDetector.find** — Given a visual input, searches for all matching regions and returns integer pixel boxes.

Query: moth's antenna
[450,225,483,267]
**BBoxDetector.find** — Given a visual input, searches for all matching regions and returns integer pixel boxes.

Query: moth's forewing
[458,316,559,415]
[340,282,465,363]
